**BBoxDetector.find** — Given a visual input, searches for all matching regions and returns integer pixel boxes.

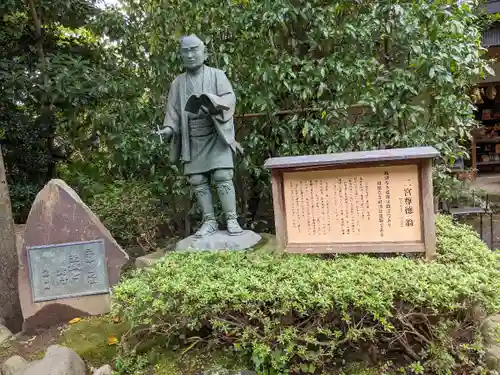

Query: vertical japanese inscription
[42,269,50,290]
[377,180,384,237]
[68,253,82,282]
[384,171,392,228]
[27,239,109,303]
[364,178,371,221]
[403,179,415,228]
[354,177,361,234]
[339,178,345,236]
[325,180,332,233]
[84,248,98,285]
[288,181,303,234]
[56,265,68,286]
[282,164,422,244]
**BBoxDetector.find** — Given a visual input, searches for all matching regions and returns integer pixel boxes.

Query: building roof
[482,1,500,47]
[486,0,500,14]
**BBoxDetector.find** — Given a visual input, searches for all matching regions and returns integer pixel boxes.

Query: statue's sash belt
[189,118,214,137]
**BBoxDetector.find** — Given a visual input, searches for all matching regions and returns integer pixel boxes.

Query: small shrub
[8,181,42,223]
[112,215,500,374]
[88,180,168,253]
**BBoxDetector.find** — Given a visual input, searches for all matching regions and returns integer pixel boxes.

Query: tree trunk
[0,145,23,332]
[26,0,57,181]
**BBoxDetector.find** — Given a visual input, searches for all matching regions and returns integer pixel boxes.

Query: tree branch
[234,104,367,119]
[25,0,45,63]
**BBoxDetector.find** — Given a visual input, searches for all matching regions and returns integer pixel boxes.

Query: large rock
[482,314,500,371]
[18,179,129,331]
[175,230,261,252]
[93,364,114,375]
[1,355,29,375]
[0,323,12,345]
[23,345,86,375]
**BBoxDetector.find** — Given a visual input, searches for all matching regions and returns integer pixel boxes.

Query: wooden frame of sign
[263,147,439,260]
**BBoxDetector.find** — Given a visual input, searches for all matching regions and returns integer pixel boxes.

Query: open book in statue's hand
[185,93,230,114]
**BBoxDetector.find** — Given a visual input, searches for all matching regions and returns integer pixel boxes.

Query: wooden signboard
[263,147,439,259]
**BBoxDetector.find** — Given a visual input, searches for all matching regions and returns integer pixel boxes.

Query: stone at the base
[175,230,262,252]
[1,355,29,375]
[0,324,13,345]
[135,250,166,269]
[23,345,86,375]
[482,313,500,371]
[93,364,114,375]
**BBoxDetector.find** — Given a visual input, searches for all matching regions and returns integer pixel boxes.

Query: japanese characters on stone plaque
[27,239,109,303]
[283,165,422,244]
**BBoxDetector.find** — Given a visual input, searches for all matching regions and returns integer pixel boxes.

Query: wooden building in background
[470,1,500,178]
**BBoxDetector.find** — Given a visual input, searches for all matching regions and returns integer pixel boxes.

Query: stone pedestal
[175,230,261,252]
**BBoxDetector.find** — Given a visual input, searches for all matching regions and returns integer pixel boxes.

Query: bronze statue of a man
[155,34,244,238]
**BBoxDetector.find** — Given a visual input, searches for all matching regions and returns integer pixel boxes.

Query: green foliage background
[2,1,500,372]
[1,0,496,247]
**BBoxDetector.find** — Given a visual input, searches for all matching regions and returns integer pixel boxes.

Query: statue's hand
[209,106,222,115]
[200,104,222,116]
[153,126,173,140]
[234,142,244,155]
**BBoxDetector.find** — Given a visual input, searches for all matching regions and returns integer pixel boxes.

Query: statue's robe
[162,65,242,176]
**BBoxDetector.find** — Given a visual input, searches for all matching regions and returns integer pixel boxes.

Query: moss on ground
[57,315,129,367]
[0,342,13,361]
[113,344,249,375]
[55,315,248,374]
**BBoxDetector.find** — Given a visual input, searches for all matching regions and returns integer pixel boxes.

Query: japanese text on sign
[27,239,109,303]
[283,165,421,244]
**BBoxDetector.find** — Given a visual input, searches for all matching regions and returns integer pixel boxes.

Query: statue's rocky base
[175,230,262,252]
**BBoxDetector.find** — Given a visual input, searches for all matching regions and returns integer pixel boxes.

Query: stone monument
[154,34,261,251]
[19,179,129,331]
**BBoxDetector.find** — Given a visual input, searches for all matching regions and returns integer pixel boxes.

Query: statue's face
[180,40,206,71]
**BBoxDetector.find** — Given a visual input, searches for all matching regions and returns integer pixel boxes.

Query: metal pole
[480,213,484,242]
[490,211,494,250]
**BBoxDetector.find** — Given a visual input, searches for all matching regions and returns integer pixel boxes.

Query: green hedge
[112,215,500,374]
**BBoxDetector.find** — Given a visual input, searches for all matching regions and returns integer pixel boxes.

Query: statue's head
[180,34,207,71]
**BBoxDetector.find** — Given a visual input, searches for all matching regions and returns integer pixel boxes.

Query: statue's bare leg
[212,168,243,235]
[188,173,218,237]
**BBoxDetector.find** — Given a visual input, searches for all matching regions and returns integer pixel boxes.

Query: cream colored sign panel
[283,165,422,244]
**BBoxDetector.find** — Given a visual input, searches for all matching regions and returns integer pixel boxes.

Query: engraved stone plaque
[27,239,109,303]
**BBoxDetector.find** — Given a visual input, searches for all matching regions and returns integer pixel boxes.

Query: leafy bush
[88,180,169,252]
[112,215,500,374]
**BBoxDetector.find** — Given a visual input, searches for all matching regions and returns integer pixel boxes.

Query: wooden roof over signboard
[264,146,440,170]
